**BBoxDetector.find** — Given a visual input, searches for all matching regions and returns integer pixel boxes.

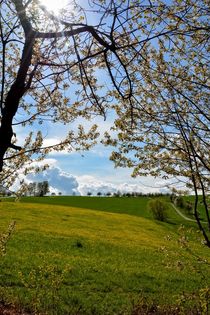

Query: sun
[40,0,70,13]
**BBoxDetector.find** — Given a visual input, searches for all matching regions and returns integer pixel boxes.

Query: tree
[26,180,49,196]
[102,1,210,246]
[176,196,185,209]
[37,181,49,197]
[0,1,209,245]
[0,185,6,197]
[27,182,36,196]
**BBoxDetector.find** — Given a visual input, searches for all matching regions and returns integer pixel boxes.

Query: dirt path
[171,203,208,224]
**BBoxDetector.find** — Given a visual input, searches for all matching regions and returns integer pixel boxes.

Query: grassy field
[0,197,209,314]
[183,195,210,221]
[6,196,152,218]
[7,195,207,223]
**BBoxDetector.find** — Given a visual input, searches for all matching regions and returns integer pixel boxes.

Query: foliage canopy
[0,0,209,244]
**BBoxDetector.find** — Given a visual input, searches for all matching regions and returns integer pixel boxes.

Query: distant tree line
[51,192,62,196]
[89,191,172,198]
[26,181,49,197]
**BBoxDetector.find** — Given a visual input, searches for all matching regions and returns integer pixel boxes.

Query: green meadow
[0,197,209,314]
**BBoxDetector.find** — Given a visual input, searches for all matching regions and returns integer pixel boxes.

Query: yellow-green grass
[0,201,209,314]
[4,196,152,218]
[4,195,204,225]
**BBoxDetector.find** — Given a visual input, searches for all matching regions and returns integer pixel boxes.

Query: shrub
[176,196,185,208]
[148,199,168,222]
[185,201,193,215]
[0,221,16,256]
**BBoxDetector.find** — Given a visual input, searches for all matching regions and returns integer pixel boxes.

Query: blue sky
[11,0,180,195]
[13,113,173,195]
[25,147,171,196]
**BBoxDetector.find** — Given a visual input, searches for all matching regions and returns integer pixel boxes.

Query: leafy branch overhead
[0,1,209,245]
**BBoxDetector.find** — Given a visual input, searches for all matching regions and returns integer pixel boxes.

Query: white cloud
[42,138,71,156]
[9,158,58,191]
[10,158,79,195]
[75,175,167,196]
[31,158,58,168]
[10,160,175,196]
[27,167,80,195]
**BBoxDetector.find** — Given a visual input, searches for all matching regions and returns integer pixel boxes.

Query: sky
[13,114,173,196]
[9,0,180,196]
